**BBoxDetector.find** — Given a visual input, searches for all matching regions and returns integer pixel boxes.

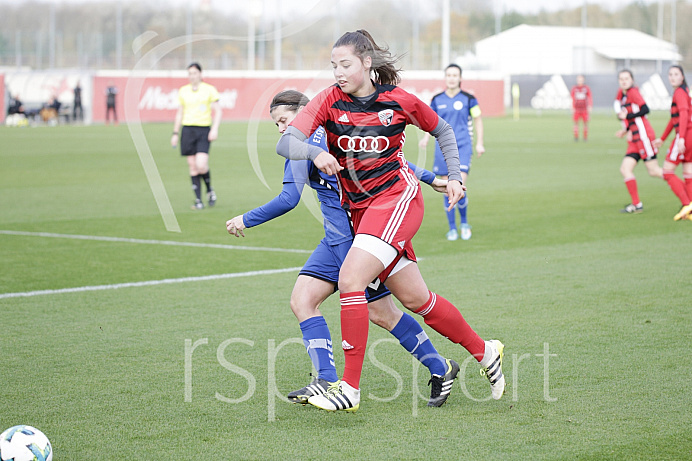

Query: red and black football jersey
[615,86,655,144]
[661,86,692,141]
[571,85,592,111]
[290,82,439,209]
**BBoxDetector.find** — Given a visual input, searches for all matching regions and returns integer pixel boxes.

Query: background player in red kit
[276,29,505,412]
[653,65,692,221]
[571,74,592,141]
[614,69,662,213]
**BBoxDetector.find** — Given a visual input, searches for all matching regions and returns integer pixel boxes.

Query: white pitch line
[0,230,312,254]
[0,267,303,300]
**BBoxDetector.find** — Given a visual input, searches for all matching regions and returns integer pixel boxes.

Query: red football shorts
[573,110,589,123]
[349,186,423,282]
[665,133,692,165]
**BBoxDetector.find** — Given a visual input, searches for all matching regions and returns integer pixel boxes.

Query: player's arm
[418,98,436,149]
[430,116,466,209]
[656,119,675,146]
[471,104,485,157]
[209,100,222,142]
[407,161,446,192]
[625,104,649,120]
[226,180,305,237]
[171,106,183,147]
[676,90,689,141]
[277,126,342,176]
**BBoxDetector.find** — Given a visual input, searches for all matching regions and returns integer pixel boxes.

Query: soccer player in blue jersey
[419,64,485,241]
[226,90,460,407]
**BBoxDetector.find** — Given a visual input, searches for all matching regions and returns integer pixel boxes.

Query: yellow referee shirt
[178,82,220,126]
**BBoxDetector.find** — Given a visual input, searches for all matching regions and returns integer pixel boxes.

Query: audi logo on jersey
[337,135,390,153]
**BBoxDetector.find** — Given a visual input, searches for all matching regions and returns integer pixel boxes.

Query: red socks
[663,171,690,205]
[414,291,485,361]
[340,291,369,389]
[624,177,640,205]
[685,175,692,201]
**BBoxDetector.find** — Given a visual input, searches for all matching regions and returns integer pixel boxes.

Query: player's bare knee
[397,291,431,312]
[289,293,320,320]
[337,272,365,293]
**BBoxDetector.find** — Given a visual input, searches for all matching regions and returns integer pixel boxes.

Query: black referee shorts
[180,125,211,156]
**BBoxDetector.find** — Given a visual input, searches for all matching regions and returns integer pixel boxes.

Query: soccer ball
[0,425,53,461]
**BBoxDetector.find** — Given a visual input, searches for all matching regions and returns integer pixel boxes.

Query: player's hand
[678,138,686,154]
[314,151,343,176]
[446,180,466,210]
[626,131,633,142]
[615,129,626,139]
[171,133,178,148]
[476,142,485,158]
[617,109,628,120]
[430,177,448,193]
[208,127,218,142]
[226,215,246,238]
[653,138,663,149]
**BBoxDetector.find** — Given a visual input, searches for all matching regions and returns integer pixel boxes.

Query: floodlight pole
[186,3,193,66]
[248,14,255,71]
[273,0,281,70]
[441,0,450,68]
[49,3,56,69]
[412,0,419,69]
[671,0,676,46]
[657,0,663,73]
[581,0,587,74]
[116,1,123,69]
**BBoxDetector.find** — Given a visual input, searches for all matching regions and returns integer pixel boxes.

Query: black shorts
[625,152,658,162]
[181,126,211,156]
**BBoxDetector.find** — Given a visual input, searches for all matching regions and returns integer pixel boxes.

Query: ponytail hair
[333,29,402,86]
[670,65,688,92]
[269,90,310,113]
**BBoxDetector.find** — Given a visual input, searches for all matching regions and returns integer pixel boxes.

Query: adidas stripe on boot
[307,380,360,412]
[428,358,460,407]
[480,340,506,400]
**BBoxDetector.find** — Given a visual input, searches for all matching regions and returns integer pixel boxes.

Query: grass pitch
[1,112,690,460]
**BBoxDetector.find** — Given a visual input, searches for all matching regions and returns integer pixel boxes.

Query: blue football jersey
[431,90,479,153]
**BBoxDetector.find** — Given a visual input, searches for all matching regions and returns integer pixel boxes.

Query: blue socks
[443,195,456,231]
[390,313,446,376]
[299,316,338,382]
[444,194,469,228]
[457,194,468,225]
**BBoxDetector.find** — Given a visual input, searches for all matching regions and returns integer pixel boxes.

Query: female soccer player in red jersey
[614,69,663,213]
[653,65,692,221]
[227,90,459,408]
[276,30,505,411]
[571,75,592,141]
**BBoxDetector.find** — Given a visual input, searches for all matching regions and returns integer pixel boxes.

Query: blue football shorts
[299,238,391,302]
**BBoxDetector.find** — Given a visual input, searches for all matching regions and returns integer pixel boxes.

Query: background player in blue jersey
[419,64,485,241]
[226,90,460,407]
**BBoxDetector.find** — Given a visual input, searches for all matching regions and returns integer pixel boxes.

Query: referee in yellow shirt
[171,62,222,209]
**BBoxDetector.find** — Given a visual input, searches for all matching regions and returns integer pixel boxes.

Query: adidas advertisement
[512,73,673,110]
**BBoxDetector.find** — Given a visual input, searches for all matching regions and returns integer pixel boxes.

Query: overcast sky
[4,0,660,16]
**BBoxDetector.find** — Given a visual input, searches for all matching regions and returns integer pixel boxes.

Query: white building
[474,24,681,75]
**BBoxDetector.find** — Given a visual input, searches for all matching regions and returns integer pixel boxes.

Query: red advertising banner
[92,74,504,124]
